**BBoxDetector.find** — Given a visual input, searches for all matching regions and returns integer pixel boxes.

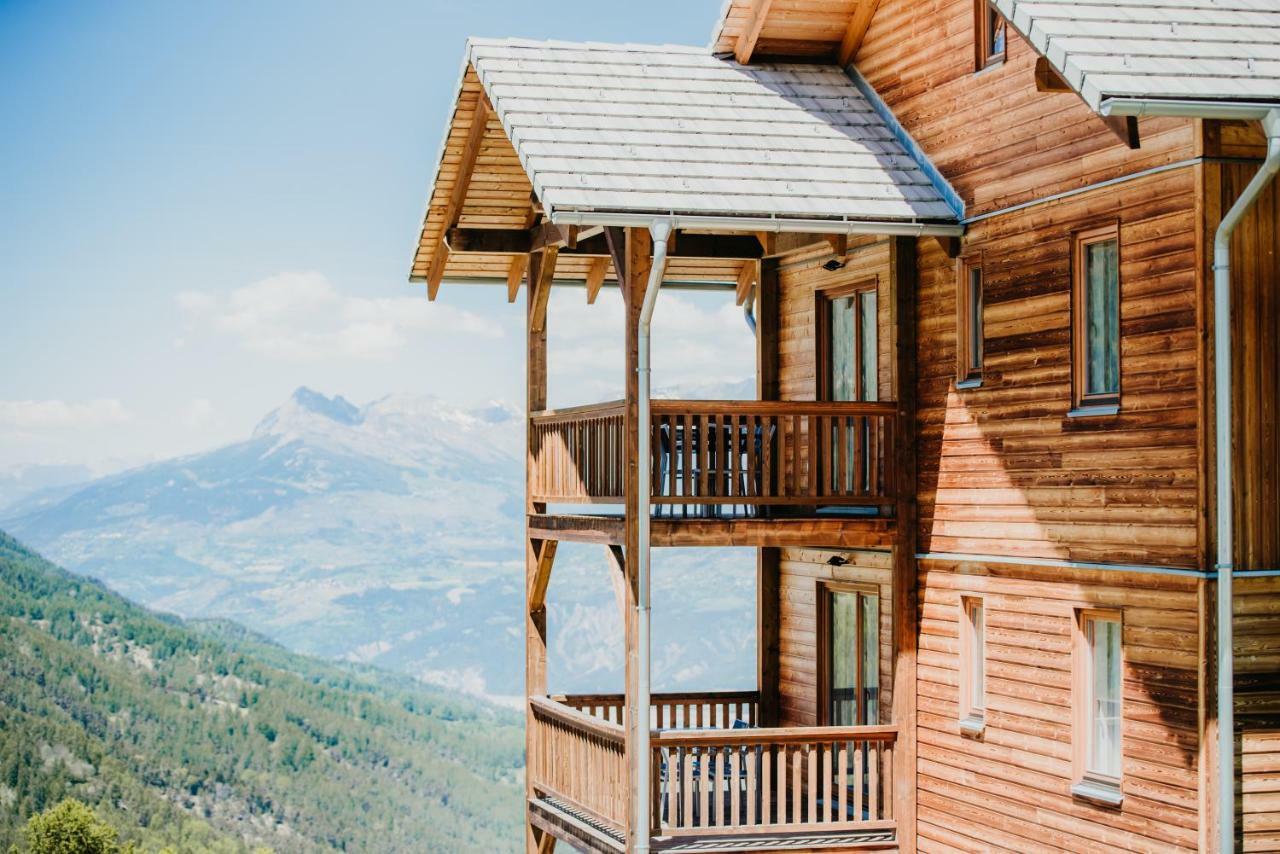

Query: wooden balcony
[528,400,899,549]
[528,693,898,852]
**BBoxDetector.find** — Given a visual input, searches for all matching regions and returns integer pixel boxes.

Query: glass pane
[1085,238,1120,397]
[859,291,878,402]
[990,14,1005,56]
[968,268,983,372]
[829,591,859,725]
[829,296,856,402]
[1088,618,1122,777]
[861,594,880,724]
[969,603,985,711]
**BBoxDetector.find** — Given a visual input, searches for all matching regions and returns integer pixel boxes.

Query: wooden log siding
[1243,731,1280,853]
[528,696,628,832]
[855,0,1195,221]
[916,167,1202,567]
[554,690,760,730]
[651,725,897,837]
[529,399,898,510]
[915,557,1202,853]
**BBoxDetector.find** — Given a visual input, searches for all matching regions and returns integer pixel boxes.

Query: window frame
[956,254,984,387]
[815,278,880,403]
[1071,222,1123,414]
[816,580,882,727]
[974,0,1007,72]
[958,595,986,736]
[1072,607,1125,807]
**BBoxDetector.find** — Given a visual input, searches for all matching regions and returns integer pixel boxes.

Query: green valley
[0,531,523,853]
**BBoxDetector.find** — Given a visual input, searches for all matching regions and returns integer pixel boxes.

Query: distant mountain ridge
[0,530,523,852]
[2,387,754,704]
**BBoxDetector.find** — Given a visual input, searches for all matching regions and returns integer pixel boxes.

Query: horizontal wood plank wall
[916,168,1201,567]
[855,0,1195,220]
[778,548,894,729]
[917,557,1201,853]
[1237,575,1280,733]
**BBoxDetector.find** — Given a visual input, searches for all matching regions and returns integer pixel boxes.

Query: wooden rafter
[734,0,775,64]
[449,227,763,260]
[585,258,608,304]
[604,227,627,286]
[528,246,558,333]
[837,0,881,66]
[506,255,527,303]
[527,539,558,612]
[427,94,491,300]
[735,261,758,306]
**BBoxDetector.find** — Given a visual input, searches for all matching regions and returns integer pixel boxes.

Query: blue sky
[0,0,751,471]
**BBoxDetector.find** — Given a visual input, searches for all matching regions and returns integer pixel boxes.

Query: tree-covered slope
[0,531,523,853]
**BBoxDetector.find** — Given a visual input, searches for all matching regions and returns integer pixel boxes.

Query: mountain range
[1,388,755,705]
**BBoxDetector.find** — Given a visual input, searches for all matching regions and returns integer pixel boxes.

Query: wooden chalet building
[409,1,1280,851]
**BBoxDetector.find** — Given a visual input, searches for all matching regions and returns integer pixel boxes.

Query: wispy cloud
[0,399,134,429]
[547,289,754,403]
[177,271,503,362]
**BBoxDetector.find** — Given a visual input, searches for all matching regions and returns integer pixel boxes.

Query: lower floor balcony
[528,692,898,852]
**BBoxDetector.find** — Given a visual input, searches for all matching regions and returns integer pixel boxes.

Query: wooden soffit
[712,0,882,65]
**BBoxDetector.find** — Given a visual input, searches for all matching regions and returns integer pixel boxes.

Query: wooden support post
[889,236,919,854]
[622,227,653,851]
[525,244,551,854]
[756,257,782,728]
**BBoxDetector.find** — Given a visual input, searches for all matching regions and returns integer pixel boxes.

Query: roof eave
[549,208,964,238]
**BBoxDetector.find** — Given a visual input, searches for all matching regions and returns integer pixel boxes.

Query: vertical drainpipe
[634,217,672,854]
[1214,109,1280,854]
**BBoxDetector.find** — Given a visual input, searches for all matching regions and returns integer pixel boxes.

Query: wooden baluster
[883,741,893,820]
[667,414,677,503]
[682,749,695,829]
[730,746,741,827]
[698,413,709,503]
[822,740,833,822]
[835,416,847,496]
[746,743,757,827]
[792,745,803,827]
[837,740,848,823]
[868,741,879,820]
[790,414,800,498]
[776,744,787,825]
[762,744,773,826]
[853,741,864,822]
[745,414,757,506]
[807,743,818,825]
[805,415,817,498]
[761,415,773,499]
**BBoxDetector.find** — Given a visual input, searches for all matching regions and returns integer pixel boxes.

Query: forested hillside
[0,531,523,853]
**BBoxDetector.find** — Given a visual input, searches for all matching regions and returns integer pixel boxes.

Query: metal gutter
[1101,98,1280,121]
[1211,109,1280,854]
[633,218,673,854]
[549,210,964,238]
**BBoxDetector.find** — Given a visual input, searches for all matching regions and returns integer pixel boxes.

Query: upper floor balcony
[528,399,901,549]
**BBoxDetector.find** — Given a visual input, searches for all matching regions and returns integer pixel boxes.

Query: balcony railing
[529,400,898,513]
[528,693,897,845]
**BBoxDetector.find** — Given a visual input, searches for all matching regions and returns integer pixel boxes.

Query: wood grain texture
[916,557,1201,853]
[855,0,1196,221]
[915,168,1202,567]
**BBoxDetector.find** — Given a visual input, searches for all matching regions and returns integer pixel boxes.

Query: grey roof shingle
[993,0,1280,109]
[466,38,960,223]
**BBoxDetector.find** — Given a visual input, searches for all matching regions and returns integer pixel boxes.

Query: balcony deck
[529,400,900,549]
[527,693,899,853]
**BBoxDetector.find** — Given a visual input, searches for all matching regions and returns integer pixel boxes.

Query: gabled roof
[991,1,1280,110]
[466,38,958,223]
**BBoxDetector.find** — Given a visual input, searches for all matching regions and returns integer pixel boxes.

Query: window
[959,597,985,735]
[818,281,878,403]
[1073,609,1123,806]
[1072,224,1121,413]
[975,0,1007,71]
[956,257,984,386]
[819,582,880,726]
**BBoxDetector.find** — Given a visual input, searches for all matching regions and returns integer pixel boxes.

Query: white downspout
[634,217,672,854]
[1214,109,1280,854]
